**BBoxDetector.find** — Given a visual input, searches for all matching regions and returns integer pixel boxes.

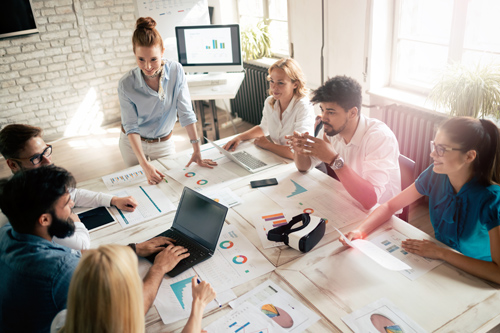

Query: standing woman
[51,244,216,333]
[223,58,314,159]
[342,117,500,284]
[119,17,216,185]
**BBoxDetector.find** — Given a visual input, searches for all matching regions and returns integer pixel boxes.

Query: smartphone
[250,178,278,188]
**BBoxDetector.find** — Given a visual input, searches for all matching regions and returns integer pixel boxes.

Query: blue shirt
[118,60,197,139]
[415,165,500,261]
[0,224,81,333]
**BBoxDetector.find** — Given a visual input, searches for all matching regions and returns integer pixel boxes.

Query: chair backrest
[398,154,416,222]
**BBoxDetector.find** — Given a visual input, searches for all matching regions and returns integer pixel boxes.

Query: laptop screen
[172,187,228,252]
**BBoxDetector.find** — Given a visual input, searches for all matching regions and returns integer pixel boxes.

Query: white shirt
[259,95,315,145]
[310,114,401,204]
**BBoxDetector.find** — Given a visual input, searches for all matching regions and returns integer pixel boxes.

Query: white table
[188,72,245,142]
[78,142,500,332]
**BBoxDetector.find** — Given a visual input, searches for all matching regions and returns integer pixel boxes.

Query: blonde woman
[223,58,314,159]
[51,245,216,333]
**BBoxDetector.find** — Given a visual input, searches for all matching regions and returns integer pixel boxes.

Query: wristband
[127,243,136,254]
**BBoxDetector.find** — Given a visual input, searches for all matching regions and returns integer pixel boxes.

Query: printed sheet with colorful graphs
[204,302,287,333]
[370,229,443,280]
[254,211,288,249]
[258,171,368,232]
[163,163,241,191]
[193,224,275,292]
[229,280,320,332]
[102,165,147,190]
[342,298,426,333]
[153,268,236,325]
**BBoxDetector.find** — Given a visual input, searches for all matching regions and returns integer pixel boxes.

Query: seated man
[0,124,138,250]
[287,76,400,209]
[0,165,189,333]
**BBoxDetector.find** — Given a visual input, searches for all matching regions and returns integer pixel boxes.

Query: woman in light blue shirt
[342,116,500,284]
[118,17,216,185]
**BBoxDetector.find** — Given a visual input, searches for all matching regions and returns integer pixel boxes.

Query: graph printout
[109,185,176,228]
[194,224,275,292]
[258,171,368,231]
[229,280,320,332]
[204,302,287,333]
[370,229,443,280]
[152,268,236,325]
[253,211,288,249]
[102,165,147,190]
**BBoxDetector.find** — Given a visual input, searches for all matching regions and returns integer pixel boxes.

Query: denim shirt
[0,224,81,333]
[415,165,500,261]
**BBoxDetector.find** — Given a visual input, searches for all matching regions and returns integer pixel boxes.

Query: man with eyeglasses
[0,124,138,250]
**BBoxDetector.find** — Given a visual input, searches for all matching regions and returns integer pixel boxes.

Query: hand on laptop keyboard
[135,236,176,257]
[153,244,190,274]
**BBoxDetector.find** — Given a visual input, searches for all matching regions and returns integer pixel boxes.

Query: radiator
[381,104,448,179]
[230,62,270,125]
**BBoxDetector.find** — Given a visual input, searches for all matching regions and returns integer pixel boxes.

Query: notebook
[206,137,282,173]
[146,186,228,277]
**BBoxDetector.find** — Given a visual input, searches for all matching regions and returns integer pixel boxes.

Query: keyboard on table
[160,230,208,265]
[233,151,267,169]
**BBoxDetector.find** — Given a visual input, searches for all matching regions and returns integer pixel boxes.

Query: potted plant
[241,19,272,62]
[429,62,500,119]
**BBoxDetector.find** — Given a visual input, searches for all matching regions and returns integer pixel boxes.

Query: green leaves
[241,20,272,61]
[429,63,500,119]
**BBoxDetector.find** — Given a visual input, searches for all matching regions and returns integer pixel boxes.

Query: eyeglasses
[430,141,462,157]
[13,145,53,165]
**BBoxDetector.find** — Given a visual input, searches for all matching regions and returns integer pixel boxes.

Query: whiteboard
[135,0,210,61]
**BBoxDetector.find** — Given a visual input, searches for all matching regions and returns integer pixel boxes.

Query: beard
[323,117,349,137]
[48,211,76,239]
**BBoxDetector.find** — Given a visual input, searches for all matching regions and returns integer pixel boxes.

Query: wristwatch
[190,138,200,144]
[329,154,344,170]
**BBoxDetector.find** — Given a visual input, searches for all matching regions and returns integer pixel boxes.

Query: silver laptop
[206,137,283,173]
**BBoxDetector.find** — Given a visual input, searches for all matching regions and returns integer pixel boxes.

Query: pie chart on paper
[261,303,294,328]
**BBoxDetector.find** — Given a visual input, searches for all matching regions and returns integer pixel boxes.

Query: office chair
[398,154,416,222]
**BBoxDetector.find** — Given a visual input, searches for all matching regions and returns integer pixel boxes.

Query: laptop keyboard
[161,230,207,264]
[233,151,267,170]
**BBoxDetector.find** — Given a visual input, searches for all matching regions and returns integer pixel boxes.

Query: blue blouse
[118,60,197,139]
[415,165,500,261]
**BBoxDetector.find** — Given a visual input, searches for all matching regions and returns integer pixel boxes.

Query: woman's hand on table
[339,229,364,246]
[402,239,443,260]
[142,161,165,185]
[186,151,217,169]
[222,136,242,151]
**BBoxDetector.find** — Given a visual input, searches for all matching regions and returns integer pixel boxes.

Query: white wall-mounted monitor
[175,24,242,74]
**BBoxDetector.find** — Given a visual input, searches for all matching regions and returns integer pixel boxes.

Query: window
[237,0,289,57]
[392,0,500,93]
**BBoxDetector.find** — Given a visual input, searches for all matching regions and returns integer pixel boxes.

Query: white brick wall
[0,0,137,139]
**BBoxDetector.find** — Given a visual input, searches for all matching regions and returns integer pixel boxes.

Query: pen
[196,277,221,308]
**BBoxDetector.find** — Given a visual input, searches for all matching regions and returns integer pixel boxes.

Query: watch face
[333,157,344,169]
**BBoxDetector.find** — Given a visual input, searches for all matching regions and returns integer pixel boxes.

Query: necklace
[143,69,161,79]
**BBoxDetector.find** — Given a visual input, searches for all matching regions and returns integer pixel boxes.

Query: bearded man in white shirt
[287,76,401,210]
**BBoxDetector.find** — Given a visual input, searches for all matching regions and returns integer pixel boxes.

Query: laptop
[146,187,228,277]
[206,137,282,173]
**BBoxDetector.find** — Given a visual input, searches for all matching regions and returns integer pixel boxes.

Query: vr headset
[267,213,326,253]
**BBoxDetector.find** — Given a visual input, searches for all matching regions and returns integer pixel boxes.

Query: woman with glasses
[222,58,314,159]
[341,116,500,284]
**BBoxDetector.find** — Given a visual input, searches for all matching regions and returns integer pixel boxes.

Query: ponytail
[479,119,500,184]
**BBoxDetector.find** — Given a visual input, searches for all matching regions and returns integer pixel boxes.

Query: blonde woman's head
[267,58,308,105]
[61,244,144,333]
